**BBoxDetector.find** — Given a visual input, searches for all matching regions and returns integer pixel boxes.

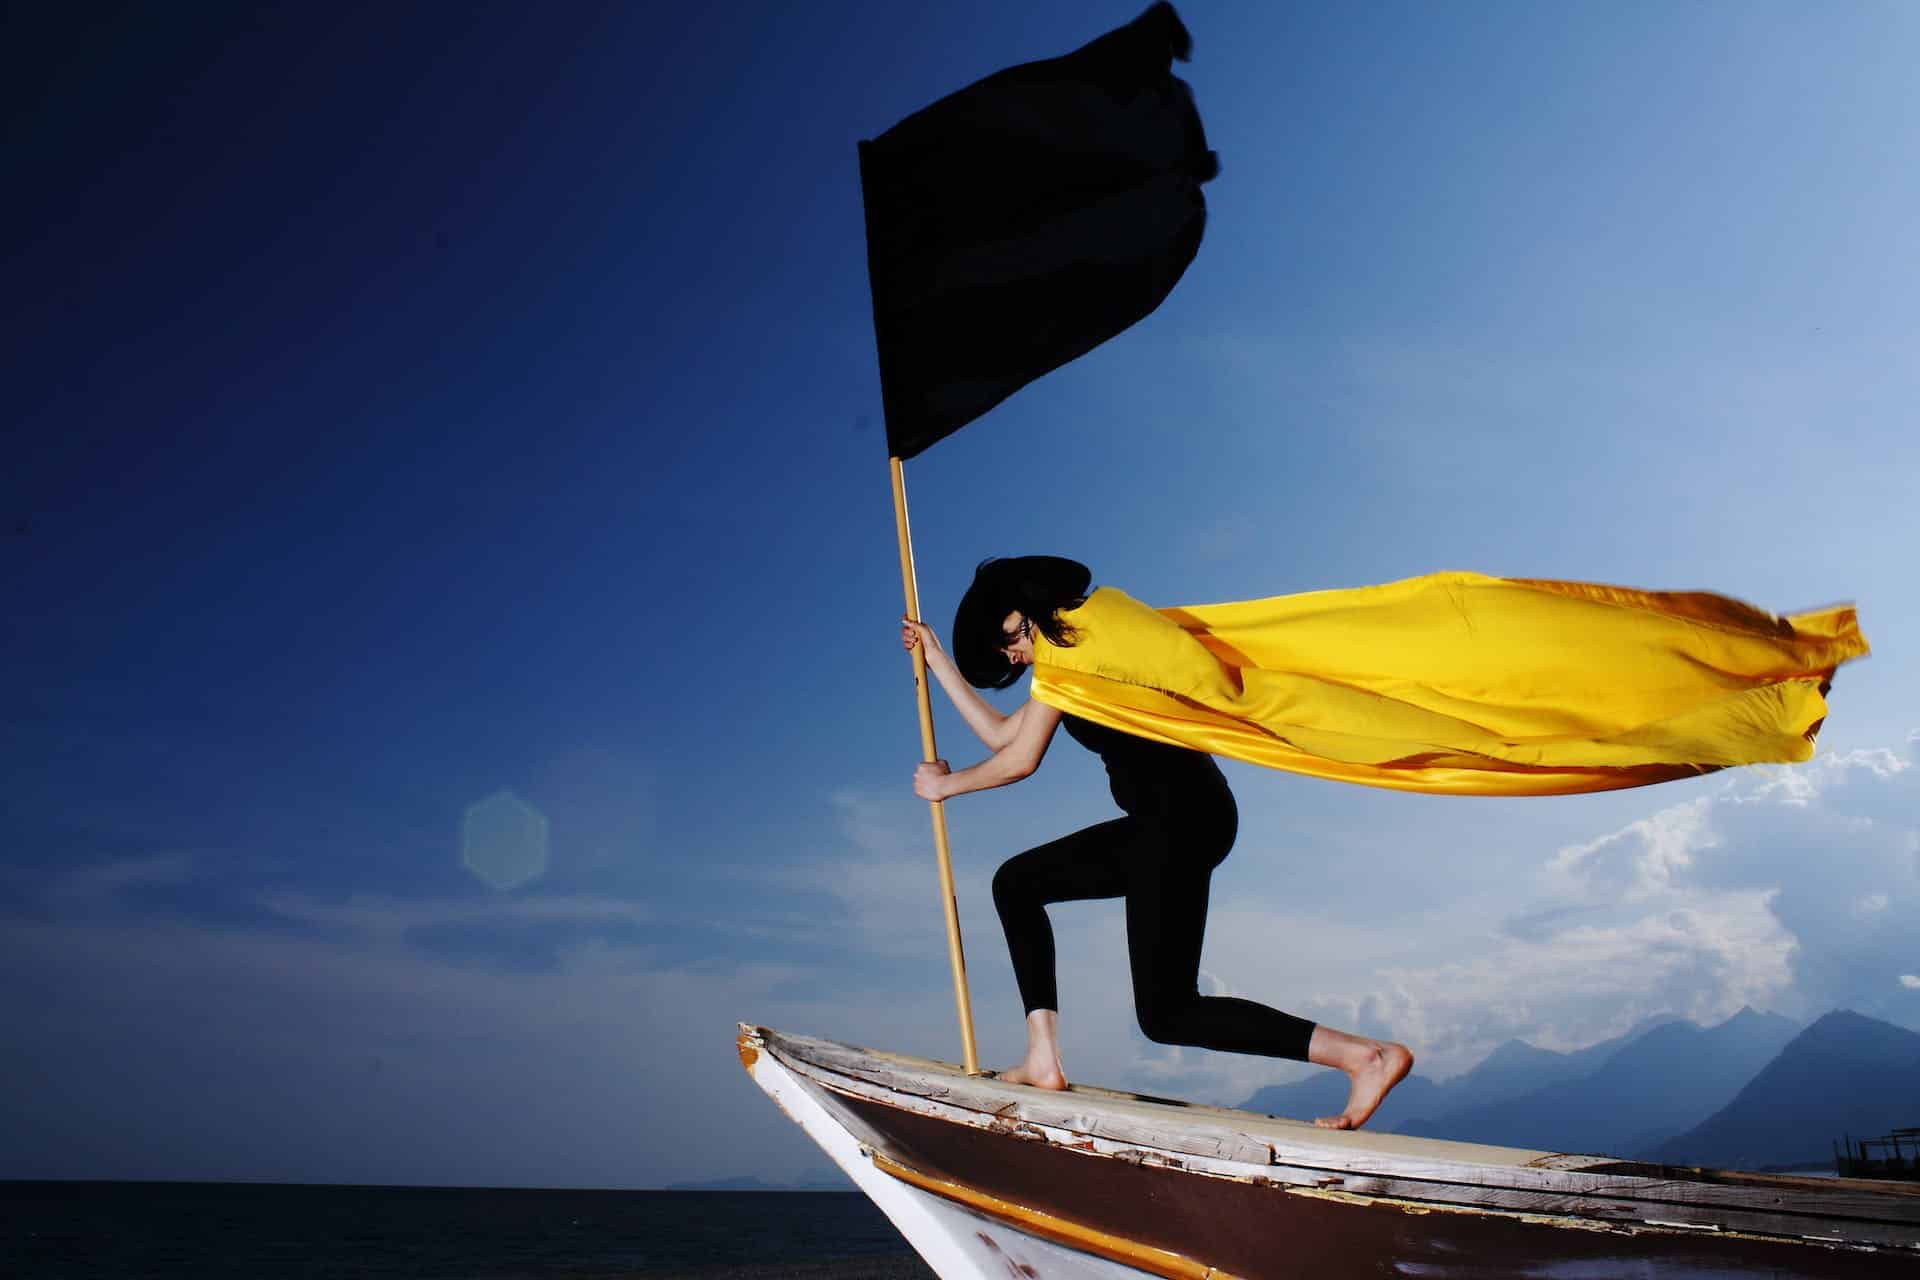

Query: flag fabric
[1027,573,1870,797]
[860,2,1218,459]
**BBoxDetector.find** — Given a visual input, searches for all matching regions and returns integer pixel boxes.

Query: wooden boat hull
[740,1024,1920,1279]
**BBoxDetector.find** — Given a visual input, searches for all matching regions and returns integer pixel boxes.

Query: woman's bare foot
[998,1057,1069,1090]
[1307,1026,1413,1130]
[998,1009,1069,1090]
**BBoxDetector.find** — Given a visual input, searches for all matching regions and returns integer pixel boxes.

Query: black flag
[860,3,1218,460]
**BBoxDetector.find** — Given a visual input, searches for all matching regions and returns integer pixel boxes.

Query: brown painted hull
[841,1091,1908,1279]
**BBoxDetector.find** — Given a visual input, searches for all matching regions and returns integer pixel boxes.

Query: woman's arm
[901,616,1025,751]
[914,698,1063,801]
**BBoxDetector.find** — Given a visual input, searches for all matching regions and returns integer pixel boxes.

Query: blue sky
[4,1,1917,1189]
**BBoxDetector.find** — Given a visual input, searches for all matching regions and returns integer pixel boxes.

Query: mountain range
[1237,1008,1920,1170]
[1651,1010,1920,1169]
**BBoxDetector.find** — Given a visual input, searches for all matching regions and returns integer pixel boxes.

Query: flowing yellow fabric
[1027,573,1868,797]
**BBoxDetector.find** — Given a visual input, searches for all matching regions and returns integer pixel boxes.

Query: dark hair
[952,556,1092,689]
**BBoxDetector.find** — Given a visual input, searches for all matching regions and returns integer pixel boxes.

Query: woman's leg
[1122,817,1412,1128]
[992,818,1136,1088]
[1123,817,1317,1060]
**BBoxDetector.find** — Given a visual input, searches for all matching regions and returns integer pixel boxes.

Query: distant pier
[1835,1128,1920,1180]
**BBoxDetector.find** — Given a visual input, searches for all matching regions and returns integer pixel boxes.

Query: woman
[903,555,1413,1130]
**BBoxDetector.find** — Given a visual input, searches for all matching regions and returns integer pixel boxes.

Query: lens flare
[461,789,550,890]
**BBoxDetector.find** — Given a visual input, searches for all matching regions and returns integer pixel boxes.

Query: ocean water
[0,1182,937,1279]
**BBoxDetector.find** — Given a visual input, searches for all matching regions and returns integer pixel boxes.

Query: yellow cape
[1028,572,1868,797]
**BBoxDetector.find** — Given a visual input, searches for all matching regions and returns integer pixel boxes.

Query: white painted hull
[748,1042,1148,1279]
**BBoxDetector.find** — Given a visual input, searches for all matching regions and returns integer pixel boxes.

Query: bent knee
[992,859,1034,910]
[1134,1000,1199,1047]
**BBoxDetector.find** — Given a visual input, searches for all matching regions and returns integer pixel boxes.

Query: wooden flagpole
[889,455,981,1075]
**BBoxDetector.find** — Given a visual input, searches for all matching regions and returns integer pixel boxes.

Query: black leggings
[991,809,1317,1062]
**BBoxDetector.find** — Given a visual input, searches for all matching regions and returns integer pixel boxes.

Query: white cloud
[1853,892,1890,918]
[45,853,196,903]
[1901,975,1920,990]
[1545,797,1716,901]
[258,891,654,940]
[779,787,977,957]
[1297,888,1798,1078]
[1728,749,1910,811]
[749,787,1031,967]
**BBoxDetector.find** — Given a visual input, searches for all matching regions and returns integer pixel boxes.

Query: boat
[740,1024,1920,1279]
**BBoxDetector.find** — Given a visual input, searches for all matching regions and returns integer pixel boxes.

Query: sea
[0,1182,937,1280]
